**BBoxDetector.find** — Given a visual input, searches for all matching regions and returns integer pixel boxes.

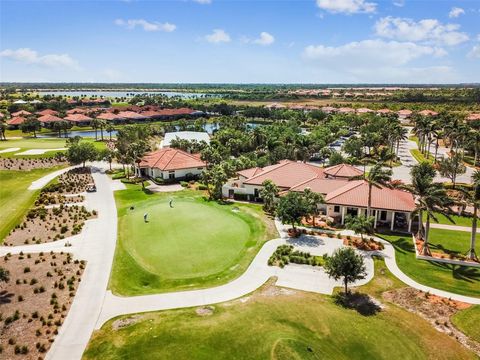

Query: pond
[38,130,118,139]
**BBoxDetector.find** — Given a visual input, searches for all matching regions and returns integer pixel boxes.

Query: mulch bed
[3,206,96,246]
[383,287,480,356]
[343,238,384,251]
[0,158,67,171]
[0,252,85,359]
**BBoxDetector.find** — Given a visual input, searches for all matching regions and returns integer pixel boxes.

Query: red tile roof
[66,108,88,114]
[325,180,415,212]
[11,110,31,117]
[7,116,26,125]
[397,109,413,116]
[238,167,264,179]
[377,109,392,114]
[418,110,438,116]
[324,164,363,178]
[117,111,148,120]
[38,114,64,123]
[466,113,480,121]
[64,114,92,122]
[36,109,59,116]
[97,112,124,121]
[356,108,373,113]
[139,148,206,171]
[288,177,349,195]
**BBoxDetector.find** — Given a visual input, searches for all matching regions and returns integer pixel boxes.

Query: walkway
[430,223,478,232]
[95,221,375,328]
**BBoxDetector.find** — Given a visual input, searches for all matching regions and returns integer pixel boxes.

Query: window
[169,171,175,180]
[334,205,340,213]
[380,211,387,221]
[197,167,204,170]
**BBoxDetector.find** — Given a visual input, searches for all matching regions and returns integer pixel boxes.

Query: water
[38,130,118,138]
[38,91,213,99]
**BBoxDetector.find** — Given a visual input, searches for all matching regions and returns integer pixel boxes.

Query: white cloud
[0,48,80,70]
[393,0,404,7]
[468,45,480,58]
[316,0,376,14]
[449,7,465,18]
[205,29,231,43]
[301,39,453,82]
[114,18,176,32]
[253,32,275,46]
[375,16,469,46]
[193,0,211,4]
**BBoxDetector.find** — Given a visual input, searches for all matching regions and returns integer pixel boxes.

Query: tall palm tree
[466,171,480,260]
[106,124,116,141]
[91,118,100,141]
[407,162,453,255]
[354,163,392,216]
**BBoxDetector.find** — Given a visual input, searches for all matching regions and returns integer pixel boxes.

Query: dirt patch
[195,306,214,316]
[0,157,67,170]
[112,315,143,330]
[383,287,480,356]
[0,252,85,359]
[35,193,84,207]
[4,205,96,246]
[344,237,385,251]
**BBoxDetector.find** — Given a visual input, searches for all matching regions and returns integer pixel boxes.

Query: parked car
[86,183,97,192]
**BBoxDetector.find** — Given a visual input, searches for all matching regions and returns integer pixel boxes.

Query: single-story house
[38,114,64,126]
[6,116,26,129]
[11,110,31,117]
[37,109,59,116]
[96,112,126,123]
[397,109,413,124]
[418,110,438,117]
[136,148,206,181]
[161,131,210,148]
[223,160,415,232]
[64,113,92,126]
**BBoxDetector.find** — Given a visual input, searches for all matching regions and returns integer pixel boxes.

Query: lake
[38,91,214,99]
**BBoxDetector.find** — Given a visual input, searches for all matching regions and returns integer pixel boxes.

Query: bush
[180,181,189,188]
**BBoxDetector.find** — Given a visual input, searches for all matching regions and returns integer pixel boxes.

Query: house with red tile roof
[418,110,438,117]
[36,109,59,116]
[466,113,480,121]
[96,112,126,123]
[6,116,26,129]
[64,113,92,126]
[117,111,148,121]
[11,110,32,117]
[136,148,206,181]
[223,160,414,231]
[397,109,413,124]
[38,114,64,125]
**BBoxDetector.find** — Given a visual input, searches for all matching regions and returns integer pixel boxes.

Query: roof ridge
[326,179,364,200]
[246,160,292,182]
[289,176,319,190]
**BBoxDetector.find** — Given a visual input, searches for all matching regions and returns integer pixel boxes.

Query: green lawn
[426,228,478,257]
[377,232,480,298]
[409,149,434,164]
[84,258,475,360]
[423,212,473,227]
[0,138,106,158]
[0,166,64,242]
[452,306,480,343]
[109,186,276,295]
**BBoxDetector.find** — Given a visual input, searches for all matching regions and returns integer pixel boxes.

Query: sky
[0,0,479,84]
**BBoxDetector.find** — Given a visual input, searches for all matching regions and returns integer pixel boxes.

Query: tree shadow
[0,290,14,304]
[333,292,382,316]
[428,261,480,283]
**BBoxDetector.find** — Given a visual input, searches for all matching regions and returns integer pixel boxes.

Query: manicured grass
[377,232,480,298]
[452,306,480,343]
[423,212,473,227]
[426,228,479,257]
[0,138,106,158]
[85,259,475,360]
[109,186,277,295]
[0,166,64,242]
[409,149,434,164]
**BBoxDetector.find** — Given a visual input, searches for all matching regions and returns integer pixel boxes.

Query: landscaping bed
[54,167,95,194]
[383,287,480,356]
[0,157,68,170]
[268,244,326,268]
[0,252,85,359]
[3,205,96,246]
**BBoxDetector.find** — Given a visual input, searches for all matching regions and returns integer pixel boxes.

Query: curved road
[1,165,479,360]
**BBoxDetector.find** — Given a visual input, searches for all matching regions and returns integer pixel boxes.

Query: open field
[0,166,64,242]
[452,306,480,343]
[378,232,480,298]
[85,259,476,360]
[109,186,276,295]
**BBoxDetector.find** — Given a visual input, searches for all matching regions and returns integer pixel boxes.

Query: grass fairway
[452,306,480,343]
[0,138,105,158]
[109,186,276,295]
[84,259,475,360]
[0,166,64,242]
[378,232,480,298]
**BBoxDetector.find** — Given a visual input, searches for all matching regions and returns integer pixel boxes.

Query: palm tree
[97,119,107,141]
[407,162,453,255]
[91,118,100,141]
[303,188,324,227]
[0,121,7,141]
[465,171,480,260]
[354,163,392,217]
[106,124,116,141]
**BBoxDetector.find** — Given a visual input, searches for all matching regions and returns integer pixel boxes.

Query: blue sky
[0,0,479,83]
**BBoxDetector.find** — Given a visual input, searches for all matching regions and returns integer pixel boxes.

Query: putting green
[110,186,275,295]
[123,197,250,279]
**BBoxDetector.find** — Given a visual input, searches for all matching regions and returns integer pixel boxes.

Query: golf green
[110,186,276,295]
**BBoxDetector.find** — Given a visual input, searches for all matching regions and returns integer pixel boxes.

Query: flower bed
[268,244,326,268]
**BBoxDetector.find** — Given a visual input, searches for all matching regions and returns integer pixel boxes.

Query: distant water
[38,130,119,138]
[38,91,213,99]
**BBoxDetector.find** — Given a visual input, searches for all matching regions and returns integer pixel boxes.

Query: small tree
[302,188,324,227]
[98,148,115,171]
[438,154,466,189]
[201,164,228,200]
[66,142,99,167]
[275,191,309,230]
[20,117,41,138]
[0,267,10,283]
[260,180,279,214]
[325,247,366,295]
[344,215,375,242]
